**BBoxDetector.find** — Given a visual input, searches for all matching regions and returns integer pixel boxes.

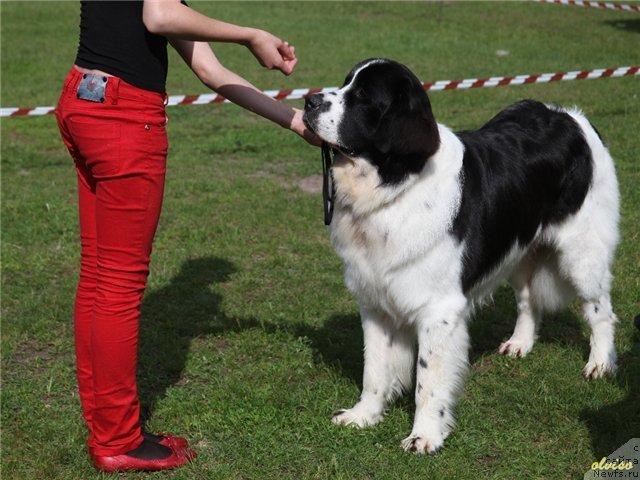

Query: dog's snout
[304,93,325,110]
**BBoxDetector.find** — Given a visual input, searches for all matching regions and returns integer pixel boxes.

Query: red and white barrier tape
[422,65,639,91]
[2,65,638,118]
[538,0,640,12]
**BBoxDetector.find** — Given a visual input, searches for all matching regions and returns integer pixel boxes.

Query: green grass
[1,2,639,479]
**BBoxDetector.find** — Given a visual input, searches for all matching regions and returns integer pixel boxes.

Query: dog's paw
[498,336,534,358]
[583,360,616,380]
[330,407,383,428]
[583,348,617,380]
[400,435,442,456]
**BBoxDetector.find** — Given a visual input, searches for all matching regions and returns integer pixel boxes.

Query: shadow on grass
[136,255,367,421]
[295,284,590,385]
[136,255,636,458]
[579,326,640,458]
[470,287,640,460]
[294,314,364,386]
[137,256,257,422]
[298,283,640,460]
[604,19,640,34]
[469,284,593,363]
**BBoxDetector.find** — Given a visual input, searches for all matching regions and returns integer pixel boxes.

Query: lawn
[1,2,639,479]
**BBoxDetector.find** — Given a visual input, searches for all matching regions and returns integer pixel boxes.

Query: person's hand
[246,28,298,76]
[290,108,322,146]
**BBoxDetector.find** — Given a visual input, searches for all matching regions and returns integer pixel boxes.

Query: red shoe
[146,432,196,459]
[92,446,195,473]
[155,432,189,449]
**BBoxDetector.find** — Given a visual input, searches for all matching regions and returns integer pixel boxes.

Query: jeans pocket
[66,117,122,177]
[140,114,168,174]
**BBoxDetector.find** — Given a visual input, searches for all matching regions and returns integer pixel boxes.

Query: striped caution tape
[2,65,638,118]
[538,0,640,12]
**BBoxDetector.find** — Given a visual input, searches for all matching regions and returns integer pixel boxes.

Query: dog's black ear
[374,82,440,162]
[396,75,427,113]
[371,108,440,185]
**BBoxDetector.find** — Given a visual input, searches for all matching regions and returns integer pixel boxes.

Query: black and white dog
[303,59,619,455]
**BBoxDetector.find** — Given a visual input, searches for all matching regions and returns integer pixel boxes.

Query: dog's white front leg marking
[332,307,414,428]
[402,308,470,455]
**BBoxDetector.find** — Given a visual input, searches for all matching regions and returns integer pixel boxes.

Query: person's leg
[56,95,100,451]
[89,146,167,457]
[59,95,168,456]
[74,165,100,452]
[86,161,194,466]
[75,164,181,462]
[58,70,194,470]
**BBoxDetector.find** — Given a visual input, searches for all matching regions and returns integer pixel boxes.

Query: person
[55,0,319,473]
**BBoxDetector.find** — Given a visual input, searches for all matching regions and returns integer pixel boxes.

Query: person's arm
[170,38,319,145]
[143,0,297,75]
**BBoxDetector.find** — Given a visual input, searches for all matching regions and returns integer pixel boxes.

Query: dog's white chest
[329,198,462,320]
[326,125,466,319]
[330,209,395,311]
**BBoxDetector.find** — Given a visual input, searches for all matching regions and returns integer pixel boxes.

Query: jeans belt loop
[110,77,120,105]
[69,70,83,98]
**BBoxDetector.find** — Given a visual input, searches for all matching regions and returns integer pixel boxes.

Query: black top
[75,1,168,93]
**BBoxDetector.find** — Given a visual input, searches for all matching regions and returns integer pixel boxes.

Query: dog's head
[304,59,440,185]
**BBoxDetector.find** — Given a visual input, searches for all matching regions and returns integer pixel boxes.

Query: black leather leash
[321,142,336,225]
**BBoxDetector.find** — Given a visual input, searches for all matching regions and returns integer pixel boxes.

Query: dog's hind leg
[557,236,618,379]
[500,248,577,358]
[401,298,470,455]
[331,307,414,428]
[499,259,541,358]
[551,218,618,379]
[559,108,620,379]
[580,294,617,379]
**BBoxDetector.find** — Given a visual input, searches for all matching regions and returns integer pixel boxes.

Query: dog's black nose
[304,93,324,110]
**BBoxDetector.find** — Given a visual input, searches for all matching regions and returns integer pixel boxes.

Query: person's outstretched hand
[246,29,298,75]
[290,108,322,146]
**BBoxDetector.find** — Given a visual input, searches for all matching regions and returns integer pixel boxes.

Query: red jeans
[56,67,168,456]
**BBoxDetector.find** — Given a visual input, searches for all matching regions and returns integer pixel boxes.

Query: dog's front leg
[332,306,409,428]
[401,305,470,455]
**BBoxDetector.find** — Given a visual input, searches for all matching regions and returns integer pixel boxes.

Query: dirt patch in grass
[296,175,322,194]
[248,170,323,194]
[10,337,71,373]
